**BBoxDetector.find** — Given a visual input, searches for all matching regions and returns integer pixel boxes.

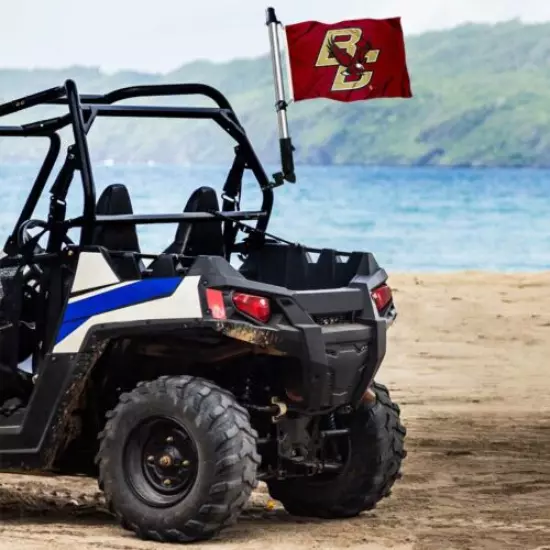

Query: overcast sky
[1,0,549,73]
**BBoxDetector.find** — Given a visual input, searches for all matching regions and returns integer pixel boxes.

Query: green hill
[1,19,550,168]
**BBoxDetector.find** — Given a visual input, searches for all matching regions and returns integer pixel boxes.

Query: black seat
[92,183,143,280]
[151,186,224,271]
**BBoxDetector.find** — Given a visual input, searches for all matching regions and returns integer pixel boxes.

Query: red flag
[284,17,412,102]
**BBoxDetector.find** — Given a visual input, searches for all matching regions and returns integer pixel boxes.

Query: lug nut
[182,460,191,467]
[166,436,174,443]
[163,478,172,487]
[147,455,155,463]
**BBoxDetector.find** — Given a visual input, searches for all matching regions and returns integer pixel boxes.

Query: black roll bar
[65,80,97,245]
[0,86,66,118]
[4,134,62,255]
[48,83,235,111]
[0,79,277,251]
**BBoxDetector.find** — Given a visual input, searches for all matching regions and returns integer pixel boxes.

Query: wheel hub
[124,417,199,508]
[158,454,173,468]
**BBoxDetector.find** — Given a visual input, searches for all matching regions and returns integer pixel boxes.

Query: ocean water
[0,162,549,272]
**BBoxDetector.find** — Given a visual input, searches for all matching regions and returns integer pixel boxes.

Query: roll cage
[0,79,276,263]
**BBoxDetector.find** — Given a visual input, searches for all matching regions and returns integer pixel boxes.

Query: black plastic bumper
[189,255,392,413]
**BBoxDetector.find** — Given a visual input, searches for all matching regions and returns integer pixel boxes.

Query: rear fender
[32,316,281,471]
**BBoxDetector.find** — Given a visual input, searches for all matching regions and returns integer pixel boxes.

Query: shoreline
[388,270,550,277]
[2,159,550,171]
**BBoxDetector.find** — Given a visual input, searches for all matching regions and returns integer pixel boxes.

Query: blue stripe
[55,277,183,345]
[56,318,88,344]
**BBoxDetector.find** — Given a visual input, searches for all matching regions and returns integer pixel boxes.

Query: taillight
[371,284,393,312]
[205,288,226,320]
[232,292,271,323]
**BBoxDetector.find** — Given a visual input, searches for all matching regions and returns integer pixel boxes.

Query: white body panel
[52,252,203,354]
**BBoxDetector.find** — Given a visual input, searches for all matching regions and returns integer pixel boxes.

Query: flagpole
[266,6,296,184]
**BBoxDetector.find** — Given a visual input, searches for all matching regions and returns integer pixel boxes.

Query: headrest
[174,186,220,243]
[93,183,140,253]
[96,183,134,216]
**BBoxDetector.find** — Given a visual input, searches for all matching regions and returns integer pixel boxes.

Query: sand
[0,272,548,549]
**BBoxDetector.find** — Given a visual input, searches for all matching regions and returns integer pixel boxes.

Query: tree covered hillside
[1,19,549,167]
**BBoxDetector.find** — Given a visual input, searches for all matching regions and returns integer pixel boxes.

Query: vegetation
[1,20,550,167]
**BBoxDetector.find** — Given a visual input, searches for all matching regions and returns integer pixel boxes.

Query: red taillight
[371,284,393,312]
[206,289,226,320]
[232,292,271,323]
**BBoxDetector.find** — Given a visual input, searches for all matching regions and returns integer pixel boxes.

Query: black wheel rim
[123,416,199,508]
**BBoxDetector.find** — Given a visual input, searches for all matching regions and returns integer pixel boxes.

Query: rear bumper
[189,255,393,413]
[259,278,393,412]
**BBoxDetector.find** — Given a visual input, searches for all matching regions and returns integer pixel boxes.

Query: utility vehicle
[0,80,406,543]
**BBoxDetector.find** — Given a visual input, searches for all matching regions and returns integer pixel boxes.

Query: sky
[1,0,549,73]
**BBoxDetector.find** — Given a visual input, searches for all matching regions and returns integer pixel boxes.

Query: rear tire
[267,382,406,518]
[96,375,260,543]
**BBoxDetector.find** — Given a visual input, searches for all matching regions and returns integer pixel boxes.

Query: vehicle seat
[150,186,224,271]
[92,183,143,280]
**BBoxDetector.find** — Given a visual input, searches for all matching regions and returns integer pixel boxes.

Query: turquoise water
[0,162,549,272]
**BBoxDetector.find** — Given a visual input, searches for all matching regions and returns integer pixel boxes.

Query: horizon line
[0,17,543,76]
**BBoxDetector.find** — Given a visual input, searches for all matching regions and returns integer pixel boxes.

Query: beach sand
[0,272,548,549]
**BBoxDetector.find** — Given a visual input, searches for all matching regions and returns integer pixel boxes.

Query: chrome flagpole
[266,6,296,184]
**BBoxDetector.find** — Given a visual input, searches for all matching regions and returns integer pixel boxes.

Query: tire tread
[96,375,259,543]
[268,382,406,519]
